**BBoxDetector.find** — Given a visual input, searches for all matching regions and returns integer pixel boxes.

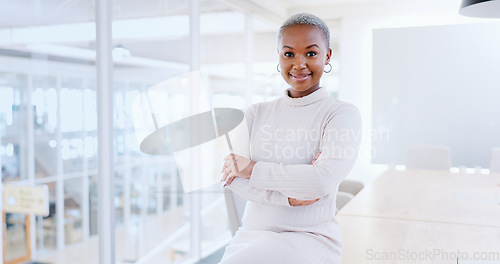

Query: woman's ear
[326,48,332,64]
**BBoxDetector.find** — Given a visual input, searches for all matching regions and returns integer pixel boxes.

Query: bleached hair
[278,13,330,48]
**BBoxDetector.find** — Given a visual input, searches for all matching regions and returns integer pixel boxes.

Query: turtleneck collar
[282,87,328,107]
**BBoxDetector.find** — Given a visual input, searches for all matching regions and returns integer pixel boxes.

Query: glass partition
[0,0,96,261]
[3,213,31,263]
[0,72,27,182]
[64,177,84,245]
[36,181,57,252]
[0,0,297,263]
[111,1,193,262]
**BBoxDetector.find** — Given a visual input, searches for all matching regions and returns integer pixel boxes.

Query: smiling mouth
[289,73,312,81]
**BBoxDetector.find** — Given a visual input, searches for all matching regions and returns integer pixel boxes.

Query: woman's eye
[284,52,294,57]
[307,51,317,57]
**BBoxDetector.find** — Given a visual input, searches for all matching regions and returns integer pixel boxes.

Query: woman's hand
[288,197,320,206]
[289,151,322,206]
[221,154,256,186]
[311,151,321,165]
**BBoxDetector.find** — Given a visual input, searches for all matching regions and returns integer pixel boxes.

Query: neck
[288,84,320,98]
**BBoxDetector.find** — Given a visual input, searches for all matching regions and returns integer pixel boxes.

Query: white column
[36,215,44,251]
[123,156,131,226]
[156,163,163,214]
[26,76,37,258]
[123,85,131,226]
[189,0,202,260]
[96,0,115,263]
[0,125,3,264]
[140,158,148,218]
[82,80,90,241]
[55,76,65,250]
[245,13,254,108]
[19,88,27,180]
[123,162,131,225]
[338,18,374,165]
[169,157,177,211]
[123,84,131,226]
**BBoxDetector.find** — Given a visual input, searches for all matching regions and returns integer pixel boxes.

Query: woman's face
[278,25,331,98]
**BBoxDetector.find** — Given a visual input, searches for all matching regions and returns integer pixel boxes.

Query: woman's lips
[289,72,311,82]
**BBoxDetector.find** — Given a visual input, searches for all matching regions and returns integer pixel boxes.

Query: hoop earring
[277,64,281,73]
[324,63,332,73]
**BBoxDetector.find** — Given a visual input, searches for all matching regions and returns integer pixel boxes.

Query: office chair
[490,147,500,173]
[338,179,364,196]
[406,145,451,170]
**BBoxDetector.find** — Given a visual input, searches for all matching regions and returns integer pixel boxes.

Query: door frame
[3,212,31,264]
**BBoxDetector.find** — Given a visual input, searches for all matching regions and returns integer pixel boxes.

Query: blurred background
[0,0,499,263]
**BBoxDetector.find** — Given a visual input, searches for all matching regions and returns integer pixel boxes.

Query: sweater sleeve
[249,104,362,200]
[225,178,290,206]
[225,104,291,206]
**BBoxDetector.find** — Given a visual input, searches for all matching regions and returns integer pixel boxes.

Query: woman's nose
[293,55,306,69]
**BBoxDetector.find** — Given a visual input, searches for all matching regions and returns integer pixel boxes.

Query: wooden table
[339,169,500,227]
[337,169,500,264]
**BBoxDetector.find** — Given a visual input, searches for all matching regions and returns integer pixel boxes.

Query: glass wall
[0,0,96,261]
[110,0,192,261]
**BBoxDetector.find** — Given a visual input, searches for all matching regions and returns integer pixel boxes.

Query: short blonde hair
[278,13,330,48]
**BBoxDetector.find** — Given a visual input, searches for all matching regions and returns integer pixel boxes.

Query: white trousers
[219,228,342,264]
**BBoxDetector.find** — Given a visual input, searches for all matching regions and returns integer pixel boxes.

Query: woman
[220,13,361,263]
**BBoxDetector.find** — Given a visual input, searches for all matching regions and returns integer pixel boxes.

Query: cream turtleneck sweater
[225,86,361,258]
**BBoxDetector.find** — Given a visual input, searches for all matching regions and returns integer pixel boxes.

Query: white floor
[36,207,185,263]
[35,205,232,264]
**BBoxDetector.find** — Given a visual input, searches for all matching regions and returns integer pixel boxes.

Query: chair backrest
[338,179,364,196]
[490,147,500,173]
[223,188,247,237]
[406,145,451,170]
[336,191,354,213]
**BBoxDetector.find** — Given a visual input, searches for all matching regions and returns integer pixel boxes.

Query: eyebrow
[282,44,320,49]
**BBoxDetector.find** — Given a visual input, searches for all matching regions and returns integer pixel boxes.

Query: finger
[306,199,320,205]
[224,166,234,181]
[227,168,239,185]
[226,175,236,186]
[223,155,234,165]
[223,156,238,171]
[220,172,225,182]
[312,151,322,165]
[221,167,231,182]
[230,153,240,172]
[221,160,230,173]
[221,156,230,173]
[223,175,233,187]
[221,157,237,176]
[224,177,232,186]
[313,151,321,161]
[224,154,238,162]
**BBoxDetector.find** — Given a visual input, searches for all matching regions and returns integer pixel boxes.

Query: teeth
[291,73,310,80]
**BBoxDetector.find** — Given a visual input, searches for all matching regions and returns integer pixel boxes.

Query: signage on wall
[3,184,49,216]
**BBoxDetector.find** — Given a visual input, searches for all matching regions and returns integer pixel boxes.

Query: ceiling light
[112,45,131,59]
[459,0,500,18]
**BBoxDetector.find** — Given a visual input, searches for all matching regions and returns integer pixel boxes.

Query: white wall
[372,21,500,168]
[338,17,374,164]
[337,11,500,180]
